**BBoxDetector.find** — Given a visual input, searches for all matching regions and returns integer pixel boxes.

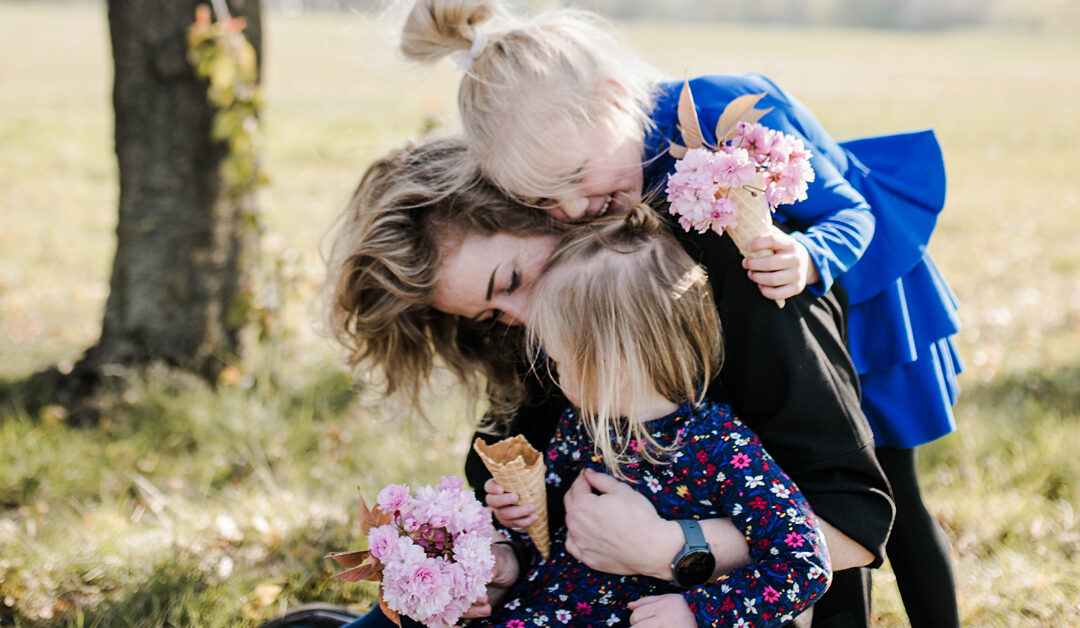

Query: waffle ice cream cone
[473,436,551,560]
[726,183,786,308]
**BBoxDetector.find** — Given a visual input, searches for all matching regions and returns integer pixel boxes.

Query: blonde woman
[314,138,891,628]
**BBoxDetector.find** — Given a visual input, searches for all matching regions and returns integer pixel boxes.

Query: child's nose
[555,195,590,220]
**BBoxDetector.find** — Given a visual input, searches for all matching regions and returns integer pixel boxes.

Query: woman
[310,136,893,627]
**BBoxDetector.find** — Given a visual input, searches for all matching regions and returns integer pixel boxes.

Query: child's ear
[597,78,631,110]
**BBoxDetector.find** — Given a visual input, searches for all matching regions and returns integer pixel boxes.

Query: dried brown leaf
[380,592,402,626]
[677,81,706,150]
[331,562,381,582]
[326,550,370,569]
[715,93,767,143]
[357,489,377,534]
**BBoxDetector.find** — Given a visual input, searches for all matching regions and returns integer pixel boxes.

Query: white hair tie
[450,28,490,73]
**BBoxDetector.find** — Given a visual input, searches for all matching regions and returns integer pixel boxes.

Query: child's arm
[680,417,832,628]
[746,77,877,298]
[689,75,877,301]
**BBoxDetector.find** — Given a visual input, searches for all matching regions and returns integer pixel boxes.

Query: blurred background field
[1,2,1079,626]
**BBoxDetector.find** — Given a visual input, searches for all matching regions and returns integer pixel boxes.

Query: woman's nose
[496,293,532,327]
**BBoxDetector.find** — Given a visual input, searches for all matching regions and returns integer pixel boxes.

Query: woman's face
[432,232,559,326]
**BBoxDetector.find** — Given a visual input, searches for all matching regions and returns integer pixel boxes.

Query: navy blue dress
[642,75,962,448]
[486,400,831,628]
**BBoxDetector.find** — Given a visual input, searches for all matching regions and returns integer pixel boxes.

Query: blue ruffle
[838,130,947,305]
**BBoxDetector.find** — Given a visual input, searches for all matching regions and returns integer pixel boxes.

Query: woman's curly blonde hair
[322,136,565,421]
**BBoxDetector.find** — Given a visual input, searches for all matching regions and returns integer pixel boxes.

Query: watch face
[675,549,716,587]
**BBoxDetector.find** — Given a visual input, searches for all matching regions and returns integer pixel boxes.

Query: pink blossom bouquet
[665,83,816,307]
[328,476,496,627]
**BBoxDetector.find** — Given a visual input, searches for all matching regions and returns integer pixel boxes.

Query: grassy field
[1,4,1079,626]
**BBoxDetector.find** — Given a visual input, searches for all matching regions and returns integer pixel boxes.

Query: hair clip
[450,28,490,73]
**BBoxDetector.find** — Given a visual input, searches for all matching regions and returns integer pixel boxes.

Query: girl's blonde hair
[322,136,564,421]
[400,0,659,202]
[527,205,722,478]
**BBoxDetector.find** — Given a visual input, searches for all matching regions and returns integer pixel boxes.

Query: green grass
[1,4,1078,626]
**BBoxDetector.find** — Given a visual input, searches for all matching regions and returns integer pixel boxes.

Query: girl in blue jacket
[400,1,961,626]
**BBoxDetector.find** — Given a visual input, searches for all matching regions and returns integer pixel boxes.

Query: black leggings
[876,446,960,628]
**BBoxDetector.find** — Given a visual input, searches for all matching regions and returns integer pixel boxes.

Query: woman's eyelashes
[507,269,520,295]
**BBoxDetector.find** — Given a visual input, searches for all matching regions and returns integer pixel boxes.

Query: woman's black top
[465,224,895,566]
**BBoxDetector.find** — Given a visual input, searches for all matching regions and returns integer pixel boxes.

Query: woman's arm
[563,469,751,580]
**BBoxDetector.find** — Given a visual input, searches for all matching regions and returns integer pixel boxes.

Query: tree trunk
[84,0,262,382]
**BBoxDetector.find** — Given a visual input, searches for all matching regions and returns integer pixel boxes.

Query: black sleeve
[464,362,571,531]
[675,223,895,567]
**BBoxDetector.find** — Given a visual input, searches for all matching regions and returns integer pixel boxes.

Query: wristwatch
[671,519,716,588]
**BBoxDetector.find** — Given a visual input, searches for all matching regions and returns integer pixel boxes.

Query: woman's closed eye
[507,269,520,295]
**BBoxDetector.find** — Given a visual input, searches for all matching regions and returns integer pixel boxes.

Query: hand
[628,594,697,627]
[484,478,538,531]
[563,468,682,580]
[460,541,521,619]
[742,228,821,301]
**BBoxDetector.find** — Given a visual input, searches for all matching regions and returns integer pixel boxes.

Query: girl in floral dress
[476,207,830,628]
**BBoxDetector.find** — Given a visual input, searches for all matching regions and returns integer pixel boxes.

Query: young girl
[477,206,831,628]
[401,2,961,625]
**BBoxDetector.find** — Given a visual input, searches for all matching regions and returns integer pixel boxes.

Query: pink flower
[730,452,751,469]
[367,524,401,561]
[763,586,781,603]
[785,532,806,548]
[358,479,495,627]
[712,148,756,188]
[508,621,526,628]
[710,196,738,230]
[437,476,465,491]
[376,484,410,513]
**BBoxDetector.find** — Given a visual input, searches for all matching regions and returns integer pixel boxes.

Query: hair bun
[624,203,660,232]
[401,0,499,63]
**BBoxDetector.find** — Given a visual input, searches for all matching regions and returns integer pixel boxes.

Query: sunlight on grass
[1,3,1078,626]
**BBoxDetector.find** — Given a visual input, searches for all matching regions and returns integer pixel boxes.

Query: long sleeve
[671,224,895,566]
[679,415,831,628]
[643,74,877,295]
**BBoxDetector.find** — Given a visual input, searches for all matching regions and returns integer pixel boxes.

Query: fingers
[484,478,504,495]
[564,470,591,509]
[580,468,625,494]
[758,282,800,301]
[485,490,522,509]
[742,251,791,272]
[747,266,798,288]
[628,596,659,624]
[496,508,538,529]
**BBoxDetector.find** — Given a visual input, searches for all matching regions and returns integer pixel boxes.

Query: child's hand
[484,478,537,530]
[742,228,821,302]
[628,594,697,627]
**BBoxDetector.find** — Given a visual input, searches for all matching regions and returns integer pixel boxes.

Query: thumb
[581,468,625,494]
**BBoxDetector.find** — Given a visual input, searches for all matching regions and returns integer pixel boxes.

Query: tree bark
[82,0,262,382]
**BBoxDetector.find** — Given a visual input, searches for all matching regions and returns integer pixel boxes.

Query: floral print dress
[483,400,831,628]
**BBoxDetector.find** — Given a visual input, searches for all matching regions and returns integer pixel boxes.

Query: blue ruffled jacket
[643,75,962,447]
